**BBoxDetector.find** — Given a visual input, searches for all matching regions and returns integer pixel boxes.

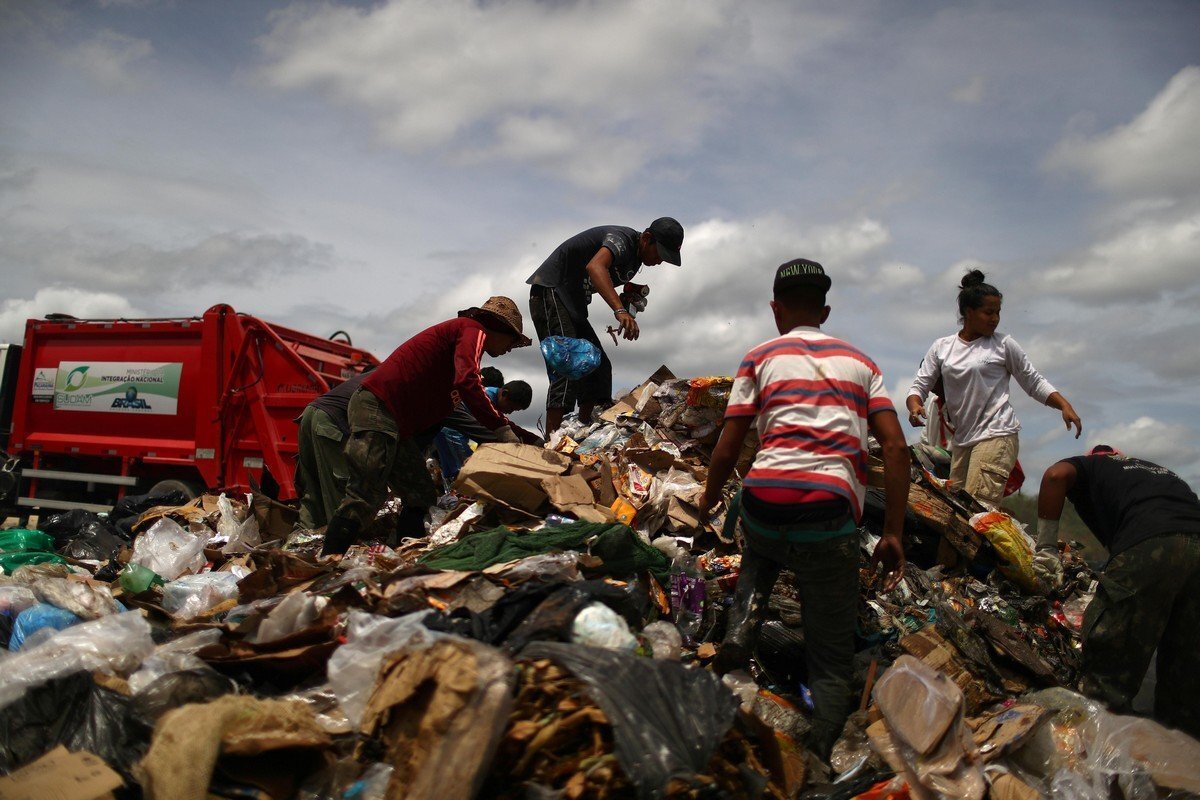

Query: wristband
[614,308,631,318]
[1035,518,1060,550]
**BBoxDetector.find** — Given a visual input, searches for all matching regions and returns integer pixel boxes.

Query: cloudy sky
[2,0,1199,487]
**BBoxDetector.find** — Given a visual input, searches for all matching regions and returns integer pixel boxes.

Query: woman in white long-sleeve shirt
[906,270,1082,506]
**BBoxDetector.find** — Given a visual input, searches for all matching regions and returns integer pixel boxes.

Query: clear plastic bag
[570,603,638,651]
[162,571,244,620]
[1013,687,1200,796]
[30,576,122,619]
[127,628,224,694]
[493,551,581,583]
[326,610,450,729]
[130,518,208,580]
[253,592,327,644]
[217,492,261,554]
[0,583,38,616]
[0,611,154,710]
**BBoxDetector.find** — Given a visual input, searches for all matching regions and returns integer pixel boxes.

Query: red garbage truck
[0,304,377,517]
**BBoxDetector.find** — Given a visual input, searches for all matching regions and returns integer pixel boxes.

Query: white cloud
[1038,206,1200,303]
[1087,416,1200,475]
[62,29,153,91]
[255,0,844,191]
[951,75,985,105]
[0,288,142,343]
[1047,65,1200,198]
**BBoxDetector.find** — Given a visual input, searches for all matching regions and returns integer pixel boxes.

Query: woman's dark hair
[957,269,1002,320]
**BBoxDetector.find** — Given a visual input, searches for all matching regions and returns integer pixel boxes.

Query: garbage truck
[0,304,377,518]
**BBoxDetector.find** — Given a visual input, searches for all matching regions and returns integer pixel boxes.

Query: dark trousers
[528,285,612,410]
[738,514,860,756]
[1082,532,1200,737]
[296,405,348,530]
[330,388,438,529]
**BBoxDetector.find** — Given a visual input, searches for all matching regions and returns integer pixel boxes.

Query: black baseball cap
[648,217,684,265]
[774,258,831,294]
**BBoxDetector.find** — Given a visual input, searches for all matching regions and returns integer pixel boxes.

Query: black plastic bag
[38,509,122,549]
[130,668,239,727]
[0,671,147,781]
[61,520,128,562]
[521,641,739,798]
[110,489,188,536]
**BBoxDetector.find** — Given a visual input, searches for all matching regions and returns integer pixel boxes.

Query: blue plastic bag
[10,603,82,651]
[541,336,601,381]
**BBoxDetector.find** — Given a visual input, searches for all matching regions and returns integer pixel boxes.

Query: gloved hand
[493,425,520,444]
[1032,548,1064,593]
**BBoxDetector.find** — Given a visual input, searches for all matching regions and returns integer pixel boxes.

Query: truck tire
[147,478,203,501]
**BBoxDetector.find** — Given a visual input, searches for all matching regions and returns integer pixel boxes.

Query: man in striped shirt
[700,258,910,759]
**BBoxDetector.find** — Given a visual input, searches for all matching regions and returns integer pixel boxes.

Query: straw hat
[458,296,532,347]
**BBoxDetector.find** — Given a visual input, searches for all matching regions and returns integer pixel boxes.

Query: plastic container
[669,551,706,642]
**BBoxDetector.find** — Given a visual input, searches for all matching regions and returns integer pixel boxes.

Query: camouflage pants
[295,405,349,530]
[330,388,438,529]
[1082,532,1200,738]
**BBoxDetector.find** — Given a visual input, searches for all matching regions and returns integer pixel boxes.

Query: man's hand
[1032,548,1064,593]
[698,486,721,517]
[871,534,905,591]
[617,311,640,341]
[493,425,519,444]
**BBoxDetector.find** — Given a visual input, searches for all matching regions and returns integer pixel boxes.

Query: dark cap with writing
[648,217,684,266]
[774,258,831,293]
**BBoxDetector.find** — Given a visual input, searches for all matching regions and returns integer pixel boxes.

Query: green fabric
[419,521,671,582]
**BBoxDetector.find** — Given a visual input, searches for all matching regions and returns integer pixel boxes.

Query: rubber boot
[396,506,428,539]
[320,515,361,557]
[715,546,782,674]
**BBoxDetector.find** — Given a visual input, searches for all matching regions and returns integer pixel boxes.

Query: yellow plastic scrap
[969,511,1038,593]
[686,376,733,408]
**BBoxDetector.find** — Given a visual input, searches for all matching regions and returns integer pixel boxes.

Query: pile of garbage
[1,366,1198,800]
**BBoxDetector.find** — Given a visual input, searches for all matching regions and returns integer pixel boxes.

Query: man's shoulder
[599,226,640,261]
[743,330,879,371]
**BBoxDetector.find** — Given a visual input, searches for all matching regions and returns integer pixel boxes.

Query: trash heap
[1,366,1198,800]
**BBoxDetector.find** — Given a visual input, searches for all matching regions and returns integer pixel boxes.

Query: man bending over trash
[527,217,684,433]
[434,379,542,485]
[1032,445,1200,738]
[699,259,910,760]
[320,296,531,556]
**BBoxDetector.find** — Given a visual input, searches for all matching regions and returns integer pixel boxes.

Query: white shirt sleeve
[1003,336,1056,405]
[907,340,943,401]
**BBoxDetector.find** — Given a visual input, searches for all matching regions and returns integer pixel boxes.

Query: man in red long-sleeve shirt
[321,296,532,556]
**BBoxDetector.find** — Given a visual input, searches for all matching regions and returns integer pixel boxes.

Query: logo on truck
[111,385,152,410]
[64,366,89,391]
[54,361,182,415]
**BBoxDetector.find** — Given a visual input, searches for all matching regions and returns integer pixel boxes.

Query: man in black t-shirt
[1033,445,1200,736]
[527,218,684,433]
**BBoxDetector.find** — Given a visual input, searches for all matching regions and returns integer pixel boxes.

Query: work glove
[493,425,520,444]
[1032,548,1064,593]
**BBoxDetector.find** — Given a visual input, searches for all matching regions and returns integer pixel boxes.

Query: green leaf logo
[65,366,89,391]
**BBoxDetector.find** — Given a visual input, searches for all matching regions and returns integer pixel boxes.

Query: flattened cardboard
[0,746,122,800]
[455,444,573,515]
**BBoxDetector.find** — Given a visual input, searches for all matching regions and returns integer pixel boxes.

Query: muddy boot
[320,515,361,557]
[715,547,781,674]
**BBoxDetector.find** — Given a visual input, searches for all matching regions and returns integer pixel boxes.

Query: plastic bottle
[669,551,706,643]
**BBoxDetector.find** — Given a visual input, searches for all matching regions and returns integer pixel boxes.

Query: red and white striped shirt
[726,327,895,521]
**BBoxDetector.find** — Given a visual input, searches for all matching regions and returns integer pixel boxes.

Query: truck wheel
[147,478,203,501]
